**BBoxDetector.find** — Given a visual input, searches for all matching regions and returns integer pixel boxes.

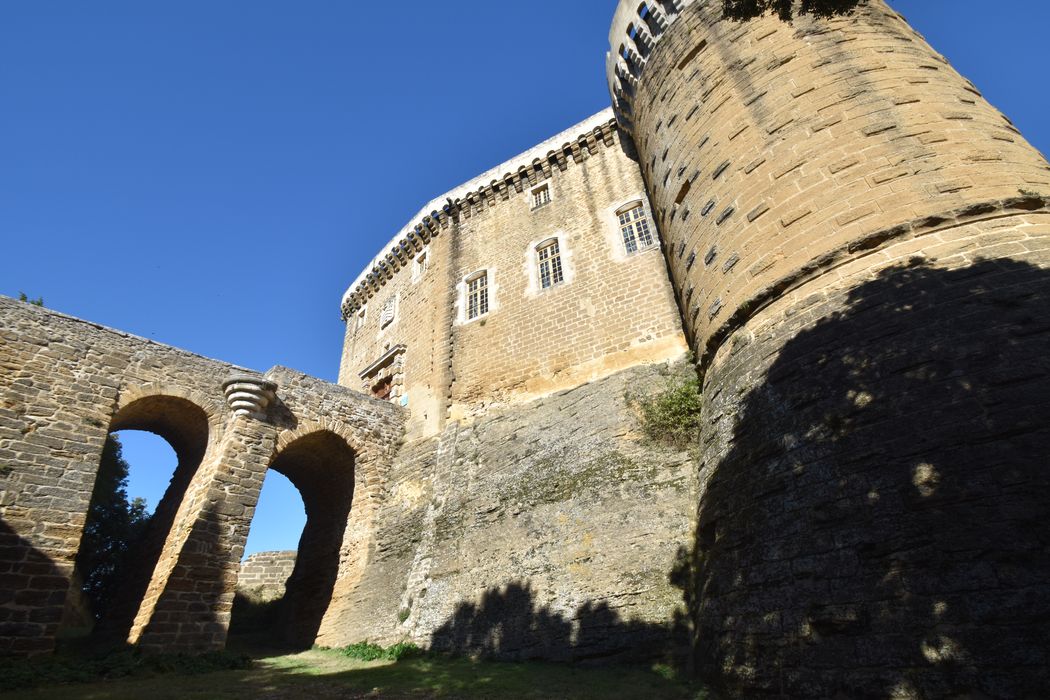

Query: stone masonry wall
[317,359,697,662]
[0,298,402,655]
[693,223,1050,698]
[609,0,1050,696]
[339,113,687,440]
[237,551,296,601]
[610,0,1050,368]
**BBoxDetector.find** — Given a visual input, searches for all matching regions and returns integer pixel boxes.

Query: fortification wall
[610,0,1049,367]
[0,298,402,655]
[339,112,687,439]
[316,360,698,662]
[694,220,1050,698]
[608,0,1050,696]
[237,551,296,601]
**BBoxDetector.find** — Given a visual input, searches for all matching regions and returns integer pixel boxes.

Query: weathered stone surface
[0,298,403,655]
[609,0,1050,695]
[237,551,296,601]
[338,112,687,441]
[319,360,697,662]
[2,3,1050,697]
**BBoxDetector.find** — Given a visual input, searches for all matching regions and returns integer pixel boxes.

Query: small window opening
[467,272,489,320]
[532,184,551,209]
[355,307,366,330]
[617,203,655,254]
[413,250,428,279]
[537,239,565,289]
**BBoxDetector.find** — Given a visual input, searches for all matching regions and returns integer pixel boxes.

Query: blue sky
[3,1,1048,557]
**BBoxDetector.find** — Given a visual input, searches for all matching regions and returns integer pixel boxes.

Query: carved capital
[222,375,278,420]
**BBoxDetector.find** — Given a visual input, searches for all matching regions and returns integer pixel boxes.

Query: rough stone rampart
[317,359,697,662]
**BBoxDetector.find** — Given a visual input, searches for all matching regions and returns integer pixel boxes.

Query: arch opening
[232,430,356,650]
[67,395,211,644]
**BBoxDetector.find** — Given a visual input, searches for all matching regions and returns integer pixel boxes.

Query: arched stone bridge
[0,296,403,655]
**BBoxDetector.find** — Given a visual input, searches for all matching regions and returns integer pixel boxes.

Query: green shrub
[339,641,423,662]
[386,641,424,660]
[17,291,44,307]
[629,378,703,449]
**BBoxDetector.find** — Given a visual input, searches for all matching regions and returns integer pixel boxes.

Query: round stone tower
[608,1,1050,696]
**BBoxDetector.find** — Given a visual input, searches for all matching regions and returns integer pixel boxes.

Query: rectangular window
[537,239,564,289]
[413,250,428,280]
[618,203,655,253]
[356,307,366,330]
[467,272,488,320]
[532,184,551,209]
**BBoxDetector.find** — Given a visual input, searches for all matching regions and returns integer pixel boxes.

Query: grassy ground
[0,647,708,699]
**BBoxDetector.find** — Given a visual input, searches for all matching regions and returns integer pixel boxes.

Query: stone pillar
[130,378,279,651]
[608,1,1050,696]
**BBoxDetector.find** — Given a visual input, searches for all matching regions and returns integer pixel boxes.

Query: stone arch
[111,382,225,446]
[244,426,365,648]
[273,419,384,515]
[88,388,217,642]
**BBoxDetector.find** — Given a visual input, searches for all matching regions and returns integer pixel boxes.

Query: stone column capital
[222,375,278,420]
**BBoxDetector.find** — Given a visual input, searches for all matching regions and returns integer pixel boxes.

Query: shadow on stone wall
[135,509,229,651]
[269,432,356,650]
[228,591,287,648]
[95,397,210,644]
[690,259,1050,698]
[429,580,688,664]
[0,519,69,655]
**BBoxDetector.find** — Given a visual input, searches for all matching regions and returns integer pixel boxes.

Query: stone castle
[2,1,1048,696]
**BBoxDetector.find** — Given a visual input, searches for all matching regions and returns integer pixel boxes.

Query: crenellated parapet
[340,111,620,319]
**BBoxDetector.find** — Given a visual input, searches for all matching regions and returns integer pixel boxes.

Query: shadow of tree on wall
[430,580,689,665]
[689,259,1050,698]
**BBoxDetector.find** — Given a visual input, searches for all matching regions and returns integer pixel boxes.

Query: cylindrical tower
[609,1,1050,696]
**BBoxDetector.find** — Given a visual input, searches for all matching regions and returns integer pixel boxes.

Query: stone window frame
[523,232,575,298]
[536,237,564,289]
[456,268,497,325]
[358,344,406,404]
[355,305,367,331]
[466,271,489,320]
[616,200,657,254]
[530,182,552,210]
[412,248,429,283]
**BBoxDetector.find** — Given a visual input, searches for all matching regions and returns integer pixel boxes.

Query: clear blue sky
[2,2,1047,558]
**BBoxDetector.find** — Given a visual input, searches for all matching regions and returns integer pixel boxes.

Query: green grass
[0,646,708,699]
